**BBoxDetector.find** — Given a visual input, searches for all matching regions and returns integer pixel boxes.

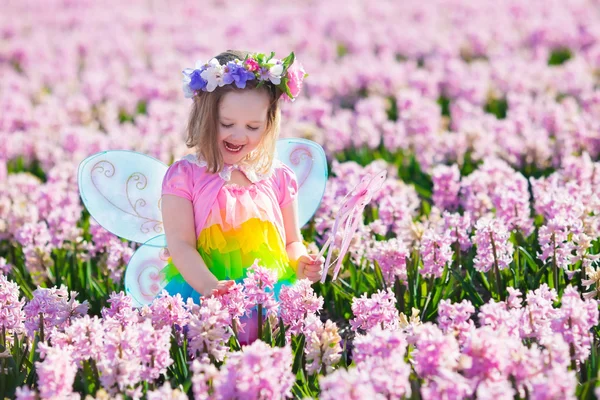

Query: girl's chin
[220,151,246,165]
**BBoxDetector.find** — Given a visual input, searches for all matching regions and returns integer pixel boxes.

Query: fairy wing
[124,235,171,307]
[276,138,328,227]
[77,150,168,245]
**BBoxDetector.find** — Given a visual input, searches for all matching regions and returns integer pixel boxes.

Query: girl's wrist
[286,241,307,272]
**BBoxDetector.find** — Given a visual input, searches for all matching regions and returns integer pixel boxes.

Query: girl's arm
[281,197,323,282]
[162,194,232,295]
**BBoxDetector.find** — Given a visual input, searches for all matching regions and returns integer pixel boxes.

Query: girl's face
[218,89,270,166]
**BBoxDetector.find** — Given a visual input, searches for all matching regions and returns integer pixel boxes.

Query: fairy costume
[160,153,299,303]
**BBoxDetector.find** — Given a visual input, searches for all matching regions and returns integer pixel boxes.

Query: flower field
[2,0,600,399]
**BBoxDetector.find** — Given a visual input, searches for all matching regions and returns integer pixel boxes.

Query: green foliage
[548,48,573,66]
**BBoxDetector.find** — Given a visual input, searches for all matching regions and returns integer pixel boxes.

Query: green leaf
[292,334,306,375]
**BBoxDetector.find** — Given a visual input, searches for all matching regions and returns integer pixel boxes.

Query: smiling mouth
[224,141,245,153]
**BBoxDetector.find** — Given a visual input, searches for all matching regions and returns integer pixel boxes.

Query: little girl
[160,50,323,343]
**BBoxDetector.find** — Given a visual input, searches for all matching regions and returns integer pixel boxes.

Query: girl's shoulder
[161,154,218,200]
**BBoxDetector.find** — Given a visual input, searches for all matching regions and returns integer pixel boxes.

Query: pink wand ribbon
[318,169,388,283]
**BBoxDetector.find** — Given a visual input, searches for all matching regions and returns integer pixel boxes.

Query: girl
[160,50,323,343]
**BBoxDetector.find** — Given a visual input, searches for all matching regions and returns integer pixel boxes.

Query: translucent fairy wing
[124,234,170,307]
[78,150,168,245]
[276,138,328,227]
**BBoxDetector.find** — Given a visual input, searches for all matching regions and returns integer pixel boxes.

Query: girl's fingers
[304,264,322,271]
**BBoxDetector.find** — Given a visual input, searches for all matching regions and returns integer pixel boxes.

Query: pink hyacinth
[518,284,559,340]
[0,273,25,335]
[367,237,409,285]
[0,256,13,274]
[442,211,473,253]
[137,319,173,381]
[23,285,89,340]
[101,291,141,327]
[149,290,191,330]
[147,382,188,400]
[550,285,599,362]
[350,288,399,332]
[212,281,250,327]
[437,299,475,345]
[319,365,384,400]
[35,343,80,400]
[15,386,37,400]
[420,368,474,400]
[472,217,514,273]
[432,164,461,211]
[279,279,324,336]
[347,326,412,399]
[419,228,454,278]
[358,355,412,398]
[409,323,461,378]
[213,340,295,400]
[50,315,104,365]
[191,360,219,400]
[242,260,279,318]
[460,326,517,384]
[97,319,144,393]
[537,215,578,271]
[477,289,523,338]
[303,314,342,375]
[186,297,232,363]
[352,328,408,364]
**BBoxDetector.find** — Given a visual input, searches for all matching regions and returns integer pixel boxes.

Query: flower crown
[182,52,307,102]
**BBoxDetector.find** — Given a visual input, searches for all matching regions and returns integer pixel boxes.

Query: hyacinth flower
[472,217,514,300]
[242,260,279,342]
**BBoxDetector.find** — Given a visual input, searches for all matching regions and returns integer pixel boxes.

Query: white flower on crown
[200,58,225,92]
[266,58,284,85]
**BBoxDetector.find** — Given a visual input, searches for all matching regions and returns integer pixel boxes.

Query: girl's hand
[207,280,235,297]
[296,254,325,283]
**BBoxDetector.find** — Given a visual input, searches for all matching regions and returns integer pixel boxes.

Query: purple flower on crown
[258,67,271,81]
[224,61,255,89]
[188,68,208,92]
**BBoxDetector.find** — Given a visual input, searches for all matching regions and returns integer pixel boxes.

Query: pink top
[161,154,299,243]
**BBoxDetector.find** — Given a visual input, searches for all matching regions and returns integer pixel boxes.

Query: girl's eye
[247,126,259,131]
[220,123,234,128]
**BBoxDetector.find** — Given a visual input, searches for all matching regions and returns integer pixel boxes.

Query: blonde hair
[185,50,283,175]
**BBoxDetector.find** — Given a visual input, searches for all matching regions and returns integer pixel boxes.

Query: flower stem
[257,304,263,341]
[489,233,504,301]
[552,232,559,292]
